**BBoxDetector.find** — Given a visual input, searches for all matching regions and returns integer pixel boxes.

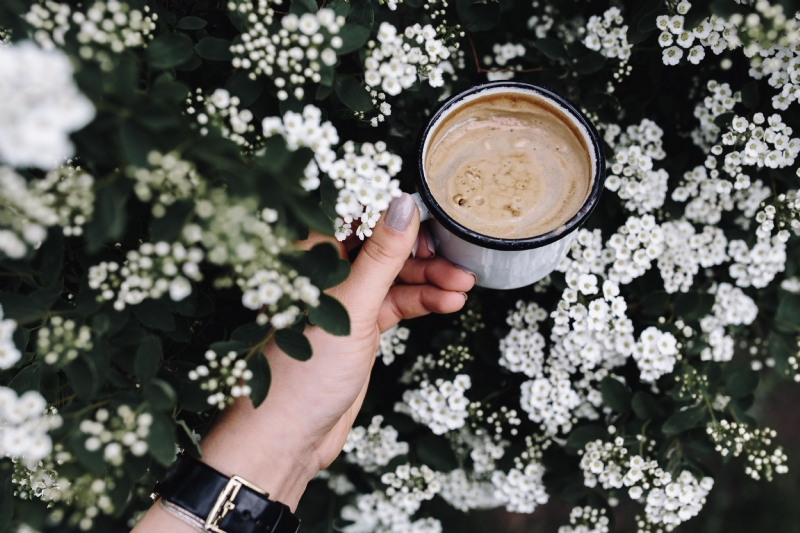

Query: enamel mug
[413,81,606,290]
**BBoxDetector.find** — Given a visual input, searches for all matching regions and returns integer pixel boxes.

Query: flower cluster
[484,42,526,81]
[339,491,443,533]
[498,300,547,377]
[396,375,472,435]
[189,88,259,149]
[580,438,713,531]
[88,240,204,310]
[657,5,740,66]
[720,112,800,170]
[377,324,410,365]
[742,1,800,110]
[439,469,499,512]
[25,1,155,63]
[603,119,668,213]
[0,165,95,259]
[343,415,409,472]
[0,387,61,462]
[365,22,450,97]
[672,165,770,225]
[632,327,680,383]
[231,5,343,101]
[381,464,444,511]
[490,461,548,513]
[128,151,201,218]
[0,305,22,370]
[583,7,632,61]
[706,420,788,481]
[728,234,786,289]
[697,283,758,362]
[188,350,254,409]
[558,506,611,533]
[79,406,152,465]
[0,42,94,169]
[692,81,739,149]
[37,316,93,367]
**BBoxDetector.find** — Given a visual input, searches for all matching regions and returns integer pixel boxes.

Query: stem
[244,328,277,362]
[465,32,552,75]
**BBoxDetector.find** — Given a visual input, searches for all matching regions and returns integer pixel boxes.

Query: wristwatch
[151,454,301,533]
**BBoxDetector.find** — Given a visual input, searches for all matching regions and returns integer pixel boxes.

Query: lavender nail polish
[385,193,416,232]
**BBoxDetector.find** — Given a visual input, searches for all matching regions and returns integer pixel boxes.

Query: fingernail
[423,225,435,256]
[460,292,468,301]
[412,236,419,258]
[385,193,415,232]
[457,267,477,283]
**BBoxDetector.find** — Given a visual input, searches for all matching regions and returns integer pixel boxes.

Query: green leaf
[146,32,195,69]
[710,0,744,18]
[455,0,501,32]
[334,77,374,112]
[120,121,152,167]
[565,424,607,449]
[131,299,176,331]
[600,376,631,412]
[640,290,670,317]
[150,200,195,242]
[724,366,760,398]
[0,476,12,532]
[307,294,351,336]
[288,198,336,235]
[29,287,61,310]
[176,15,207,30]
[231,322,273,345]
[38,229,64,286]
[287,243,350,289]
[146,379,177,410]
[329,0,351,17]
[415,434,458,471]
[672,291,715,320]
[0,292,46,323]
[274,329,313,361]
[582,92,620,112]
[574,52,606,74]
[84,177,132,252]
[347,0,374,27]
[135,335,162,382]
[8,364,41,394]
[637,8,669,32]
[64,356,99,401]
[713,111,736,129]
[741,80,760,110]
[337,24,370,55]
[662,405,707,435]
[531,38,568,60]
[247,353,272,408]
[291,0,319,13]
[632,391,660,420]
[146,412,177,466]
[226,70,265,108]
[71,432,106,474]
[195,37,234,61]
[176,419,203,458]
[775,293,800,333]
[209,340,248,355]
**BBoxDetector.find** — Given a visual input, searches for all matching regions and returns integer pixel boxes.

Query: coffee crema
[423,91,593,239]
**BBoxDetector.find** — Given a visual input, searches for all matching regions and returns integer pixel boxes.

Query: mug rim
[415,81,606,251]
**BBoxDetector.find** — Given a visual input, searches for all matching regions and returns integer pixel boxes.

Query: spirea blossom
[697,283,758,362]
[364,22,450,97]
[632,327,679,383]
[395,375,471,435]
[0,165,95,259]
[189,350,254,409]
[0,387,61,462]
[377,324,410,365]
[499,301,547,376]
[79,406,151,465]
[656,6,741,67]
[0,42,95,169]
[439,469,499,512]
[484,42,526,81]
[340,491,443,533]
[343,416,409,472]
[0,305,22,370]
[490,462,548,513]
[583,7,632,60]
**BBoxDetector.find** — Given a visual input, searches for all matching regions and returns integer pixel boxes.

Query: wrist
[198,396,319,511]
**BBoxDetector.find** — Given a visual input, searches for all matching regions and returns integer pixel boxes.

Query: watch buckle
[205,475,268,533]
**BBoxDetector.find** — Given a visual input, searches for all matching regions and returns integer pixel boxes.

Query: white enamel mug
[413,82,606,290]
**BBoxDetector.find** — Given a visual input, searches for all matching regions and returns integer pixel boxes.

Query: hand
[133,193,475,532]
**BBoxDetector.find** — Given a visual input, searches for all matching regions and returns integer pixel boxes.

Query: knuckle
[363,238,395,266]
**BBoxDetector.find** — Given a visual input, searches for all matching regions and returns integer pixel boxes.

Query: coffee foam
[423,88,595,240]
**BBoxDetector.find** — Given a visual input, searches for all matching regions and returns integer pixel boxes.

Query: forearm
[131,392,319,532]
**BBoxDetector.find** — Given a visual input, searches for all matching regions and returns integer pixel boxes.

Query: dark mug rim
[415,81,606,251]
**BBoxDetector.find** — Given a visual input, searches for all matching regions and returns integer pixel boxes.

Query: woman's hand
[133,193,475,532]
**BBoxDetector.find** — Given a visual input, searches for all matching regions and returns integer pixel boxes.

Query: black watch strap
[153,454,300,533]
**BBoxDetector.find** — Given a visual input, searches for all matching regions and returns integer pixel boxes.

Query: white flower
[0,42,95,169]
[662,46,683,65]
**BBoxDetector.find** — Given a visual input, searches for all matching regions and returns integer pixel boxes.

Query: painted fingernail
[412,236,419,258]
[385,193,416,232]
[460,292,468,301]
[423,225,435,256]
[457,267,477,283]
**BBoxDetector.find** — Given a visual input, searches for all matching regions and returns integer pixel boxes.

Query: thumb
[334,193,419,323]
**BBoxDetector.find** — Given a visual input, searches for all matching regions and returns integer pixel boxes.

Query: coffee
[423,91,593,239]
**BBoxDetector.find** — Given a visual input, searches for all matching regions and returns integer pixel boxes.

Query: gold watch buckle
[205,475,268,533]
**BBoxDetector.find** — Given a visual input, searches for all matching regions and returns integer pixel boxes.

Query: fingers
[397,257,476,292]
[412,225,435,259]
[332,193,420,324]
[377,284,467,332]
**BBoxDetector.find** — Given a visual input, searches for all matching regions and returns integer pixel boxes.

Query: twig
[466,32,550,75]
